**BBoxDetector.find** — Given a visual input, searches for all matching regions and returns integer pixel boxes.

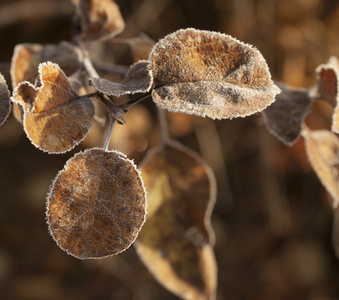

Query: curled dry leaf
[0,73,11,126]
[315,56,339,107]
[89,60,152,97]
[74,0,125,41]
[262,82,313,145]
[12,62,94,153]
[149,28,280,119]
[302,127,339,208]
[315,57,339,134]
[135,141,217,300]
[47,148,147,259]
[10,42,83,123]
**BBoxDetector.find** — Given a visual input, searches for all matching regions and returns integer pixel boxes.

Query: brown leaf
[75,0,125,41]
[47,147,147,259]
[135,141,217,300]
[12,62,94,153]
[149,28,280,119]
[302,127,339,207]
[10,42,83,123]
[315,56,339,107]
[262,82,313,145]
[89,60,152,97]
[0,73,11,126]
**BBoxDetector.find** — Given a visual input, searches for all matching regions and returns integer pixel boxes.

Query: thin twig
[121,91,152,111]
[157,107,169,144]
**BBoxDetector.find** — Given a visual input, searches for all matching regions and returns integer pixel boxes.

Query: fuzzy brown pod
[10,42,83,123]
[47,148,147,259]
[89,60,152,97]
[135,141,217,300]
[302,127,339,208]
[74,0,125,41]
[0,73,11,127]
[262,82,313,145]
[12,62,94,153]
[149,28,280,119]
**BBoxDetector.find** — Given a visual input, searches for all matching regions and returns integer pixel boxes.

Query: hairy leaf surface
[10,42,83,122]
[262,82,313,145]
[302,127,339,207]
[47,148,147,259]
[149,28,280,119]
[0,73,11,127]
[89,60,152,97]
[74,0,125,41]
[135,141,217,300]
[12,62,94,153]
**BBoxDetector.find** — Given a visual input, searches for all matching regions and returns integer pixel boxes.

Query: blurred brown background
[1,0,339,299]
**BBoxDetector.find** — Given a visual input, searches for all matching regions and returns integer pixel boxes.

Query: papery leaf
[315,57,339,134]
[0,73,11,126]
[315,56,339,107]
[10,42,83,123]
[12,62,94,153]
[126,33,155,62]
[135,141,217,300]
[262,82,313,145]
[11,42,83,87]
[47,148,146,259]
[74,0,125,41]
[302,127,339,207]
[149,28,280,119]
[89,60,152,97]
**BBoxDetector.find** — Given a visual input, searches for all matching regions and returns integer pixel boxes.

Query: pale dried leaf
[135,140,217,300]
[89,60,152,97]
[10,42,83,123]
[262,82,313,145]
[302,127,339,207]
[47,148,147,259]
[76,0,125,41]
[0,73,11,126]
[315,56,339,107]
[12,62,94,153]
[149,28,280,119]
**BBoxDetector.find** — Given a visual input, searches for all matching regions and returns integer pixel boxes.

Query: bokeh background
[1,0,339,299]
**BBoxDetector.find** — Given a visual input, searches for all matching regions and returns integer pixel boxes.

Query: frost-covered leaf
[11,42,83,87]
[315,57,339,134]
[47,148,147,259]
[315,56,339,107]
[89,60,152,97]
[149,28,280,119]
[0,73,11,127]
[302,127,339,207]
[12,62,94,153]
[135,141,217,300]
[10,42,83,123]
[262,82,313,145]
[74,0,125,41]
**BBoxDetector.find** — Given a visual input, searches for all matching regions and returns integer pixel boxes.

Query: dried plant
[2,0,339,299]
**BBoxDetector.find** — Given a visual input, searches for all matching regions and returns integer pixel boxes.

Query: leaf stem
[121,91,152,111]
[157,107,169,145]
[103,117,116,151]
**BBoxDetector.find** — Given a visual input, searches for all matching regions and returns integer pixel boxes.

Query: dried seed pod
[262,82,313,145]
[149,28,280,119]
[47,147,147,259]
[135,140,217,300]
[12,62,94,153]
